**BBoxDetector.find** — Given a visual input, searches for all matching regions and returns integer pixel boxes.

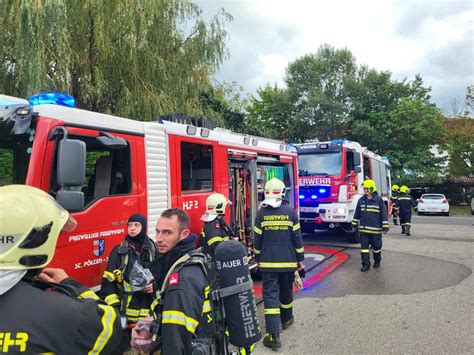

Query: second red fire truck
[294,140,391,242]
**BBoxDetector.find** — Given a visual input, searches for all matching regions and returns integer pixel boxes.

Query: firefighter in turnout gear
[391,184,400,225]
[254,178,305,350]
[397,185,417,236]
[200,193,233,258]
[101,213,156,352]
[148,208,221,354]
[0,185,122,354]
[352,180,389,272]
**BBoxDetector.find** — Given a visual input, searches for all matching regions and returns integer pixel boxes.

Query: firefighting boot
[360,265,370,272]
[263,333,281,350]
[393,217,398,225]
[282,316,294,330]
[406,225,411,236]
[401,225,406,234]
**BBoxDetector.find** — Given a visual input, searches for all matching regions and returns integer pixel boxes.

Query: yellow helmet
[0,185,76,270]
[392,184,400,191]
[362,179,377,193]
[400,185,409,193]
[264,178,286,200]
[205,193,230,215]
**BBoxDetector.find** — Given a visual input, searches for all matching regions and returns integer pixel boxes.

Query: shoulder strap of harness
[117,241,130,272]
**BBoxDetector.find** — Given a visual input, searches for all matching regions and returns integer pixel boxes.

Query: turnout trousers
[360,233,382,267]
[400,212,412,227]
[262,271,295,334]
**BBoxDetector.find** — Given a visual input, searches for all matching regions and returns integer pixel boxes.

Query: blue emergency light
[311,195,318,200]
[28,92,75,108]
[319,188,327,194]
[299,194,305,200]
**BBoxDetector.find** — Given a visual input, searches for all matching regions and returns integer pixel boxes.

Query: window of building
[181,142,213,192]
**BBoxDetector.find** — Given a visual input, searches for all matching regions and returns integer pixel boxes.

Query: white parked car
[417,194,450,216]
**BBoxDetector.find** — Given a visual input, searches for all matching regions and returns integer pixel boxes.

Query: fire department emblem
[93,239,105,257]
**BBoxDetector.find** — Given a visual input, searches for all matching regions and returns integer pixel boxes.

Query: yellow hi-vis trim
[88,304,116,355]
[280,301,294,309]
[360,249,370,253]
[261,221,294,228]
[295,247,304,253]
[104,294,120,305]
[162,310,199,333]
[373,249,381,253]
[103,270,115,282]
[352,220,359,225]
[254,226,262,235]
[254,249,261,254]
[79,290,100,300]
[361,208,380,213]
[202,300,212,313]
[259,262,297,268]
[208,236,223,246]
[264,308,281,315]
[359,229,382,234]
[293,223,301,231]
[204,285,211,299]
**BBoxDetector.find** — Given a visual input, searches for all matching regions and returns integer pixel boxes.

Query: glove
[383,227,389,234]
[352,226,358,232]
[113,269,124,283]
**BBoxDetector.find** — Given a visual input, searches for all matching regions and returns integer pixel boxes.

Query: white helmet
[262,178,286,207]
[201,193,230,222]
[0,185,77,270]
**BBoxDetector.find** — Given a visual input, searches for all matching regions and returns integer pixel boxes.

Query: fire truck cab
[0,94,298,287]
[295,140,391,242]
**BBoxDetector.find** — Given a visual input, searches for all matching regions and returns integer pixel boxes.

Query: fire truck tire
[346,231,360,243]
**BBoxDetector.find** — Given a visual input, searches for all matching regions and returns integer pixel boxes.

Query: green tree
[445,118,474,176]
[1,0,231,121]
[351,98,446,181]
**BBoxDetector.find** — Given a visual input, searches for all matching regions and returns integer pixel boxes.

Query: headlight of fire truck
[333,208,346,214]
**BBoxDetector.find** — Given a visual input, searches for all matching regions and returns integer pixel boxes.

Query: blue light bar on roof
[28,92,75,108]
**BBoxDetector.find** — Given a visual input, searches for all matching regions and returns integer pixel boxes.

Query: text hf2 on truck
[0,93,299,288]
[294,140,391,243]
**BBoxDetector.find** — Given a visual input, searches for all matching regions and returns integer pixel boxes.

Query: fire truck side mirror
[353,166,362,173]
[353,152,361,166]
[56,136,86,211]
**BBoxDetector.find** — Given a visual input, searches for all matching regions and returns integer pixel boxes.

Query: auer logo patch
[93,239,105,257]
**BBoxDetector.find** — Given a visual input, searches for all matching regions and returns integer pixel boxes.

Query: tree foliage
[1,0,231,121]
[445,118,474,176]
[246,44,447,180]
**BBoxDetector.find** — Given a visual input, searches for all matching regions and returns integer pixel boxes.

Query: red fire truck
[294,140,391,242]
[0,94,298,287]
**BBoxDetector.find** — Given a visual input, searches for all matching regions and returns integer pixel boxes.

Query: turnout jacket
[352,192,389,234]
[149,235,214,355]
[397,193,417,215]
[101,235,156,323]
[0,276,121,354]
[200,216,231,257]
[253,203,305,272]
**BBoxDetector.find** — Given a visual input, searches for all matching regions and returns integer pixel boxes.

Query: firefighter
[391,184,400,225]
[253,178,305,350]
[0,185,122,353]
[200,193,232,258]
[397,185,417,236]
[148,208,221,354]
[352,179,389,272]
[101,213,157,352]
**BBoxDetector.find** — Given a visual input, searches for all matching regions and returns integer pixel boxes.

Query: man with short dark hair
[148,208,218,354]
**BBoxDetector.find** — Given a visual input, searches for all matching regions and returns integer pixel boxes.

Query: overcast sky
[196,0,473,114]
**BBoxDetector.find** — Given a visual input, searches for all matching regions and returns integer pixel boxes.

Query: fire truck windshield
[298,152,342,176]
[0,128,33,186]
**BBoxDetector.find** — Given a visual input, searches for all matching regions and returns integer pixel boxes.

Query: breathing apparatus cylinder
[214,240,261,347]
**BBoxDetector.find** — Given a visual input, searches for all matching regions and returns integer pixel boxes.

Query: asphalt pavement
[253,214,474,354]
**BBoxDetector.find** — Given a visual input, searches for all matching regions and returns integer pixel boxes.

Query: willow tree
[1,0,231,121]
